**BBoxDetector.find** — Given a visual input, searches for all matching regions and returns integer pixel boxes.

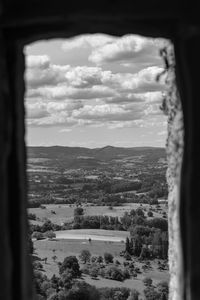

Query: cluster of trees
[125,224,168,259]
[73,206,168,232]
[30,219,62,234]
[32,230,56,240]
[32,255,134,300]
[143,277,169,300]
[32,253,168,300]
[98,180,142,194]
[73,214,124,230]
[137,174,168,199]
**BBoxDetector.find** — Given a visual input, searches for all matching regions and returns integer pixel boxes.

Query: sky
[24,34,168,148]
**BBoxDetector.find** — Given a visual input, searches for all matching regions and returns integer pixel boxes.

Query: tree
[147,211,153,217]
[44,257,47,264]
[96,255,103,264]
[59,256,81,278]
[79,250,91,264]
[60,269,75,290]
[63,281,100,300]
[28,233,34,254]
[131,235,143,257]
[140,247,150,260]
[32,231,44,240]
[125,237,131,254]
[144,286,160,300]
[45,231,56,239]
[104,252,113,264]
[127,289,140,300]
[143,277,153,287]
[52,255,57,263]
[74,207,84,216]
[105,266,124,281]
[156,281,169,299]
[51,274,60,292]
[89,265,99,279]
[41,219,54,232]
[136,208,145,218]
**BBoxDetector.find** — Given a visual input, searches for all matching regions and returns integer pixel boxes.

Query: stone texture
[160,44,184,300]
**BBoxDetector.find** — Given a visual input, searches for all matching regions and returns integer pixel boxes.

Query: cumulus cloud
[26,55,50,69]
[25,55,70,88]
[26,103,50,119]
[72,103,144,123]
[25,34,167,130]
[62,34,116,50]
[88,35,164,67]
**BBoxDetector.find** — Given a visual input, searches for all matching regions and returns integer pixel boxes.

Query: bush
[123,268,130,279]
[147,211,153,217]
[104,252,113,264]
[28,213,36,220]
[89,266,99,279]
[127,289,140,300]
[143,277,153,287]
[32,231,44,240]
[81,265,90,275]
[105,266,124,281]
[44,231,56,239]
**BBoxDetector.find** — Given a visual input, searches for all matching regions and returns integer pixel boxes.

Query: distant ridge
[28,145,164,150]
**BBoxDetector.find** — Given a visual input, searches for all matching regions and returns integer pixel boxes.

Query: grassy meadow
[29,202,167,225]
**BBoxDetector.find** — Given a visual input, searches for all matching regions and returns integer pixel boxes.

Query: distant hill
[27,146,166,169]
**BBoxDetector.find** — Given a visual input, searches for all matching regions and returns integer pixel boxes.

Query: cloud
[62,34,116,51]
[118,66,166,93]
[26,55,50,69]
[88,35,164,68]
[25,55,70,88]
[26,103,50,119]
[72,103,144,122]
[25,35,167,130]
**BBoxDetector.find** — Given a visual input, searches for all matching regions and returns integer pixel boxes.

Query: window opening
[24,34,173,300]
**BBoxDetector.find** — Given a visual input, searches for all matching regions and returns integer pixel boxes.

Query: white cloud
[25,35,168,130]
[88,35,164,67]
[25,55,70,88]
[26,55,50,69]
[62,34,116,51]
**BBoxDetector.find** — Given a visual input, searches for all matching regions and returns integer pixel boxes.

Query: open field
[34,238,125,262]
[55,229,129,242]
[29,203,167,225]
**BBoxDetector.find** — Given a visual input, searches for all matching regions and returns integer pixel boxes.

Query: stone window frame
[0,5,200,300]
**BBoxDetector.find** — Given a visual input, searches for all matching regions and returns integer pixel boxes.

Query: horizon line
[27,144,165,149]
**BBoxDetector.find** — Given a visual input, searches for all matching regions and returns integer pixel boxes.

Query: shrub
[104,252,114,264]
[89,266,99,279]
[143,277,153,287]
[123,268,130,279]
[32,231,44,240]
[105,266,124,281]
[44,231,56,239]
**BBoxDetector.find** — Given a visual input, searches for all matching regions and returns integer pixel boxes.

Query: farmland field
[29,203,167,225]
[55,229,129,242]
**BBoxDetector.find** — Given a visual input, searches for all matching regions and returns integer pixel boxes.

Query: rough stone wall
[161,45,184,300]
